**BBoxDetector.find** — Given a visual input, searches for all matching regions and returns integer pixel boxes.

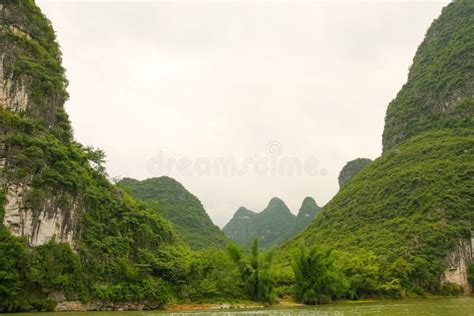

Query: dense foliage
[291,245,347,304]
[0,0,69,125]
[0,109,254,311]
[186,249,243,302]
[282,128,473,296]
[223,197,320,249]
[118,177,229,250]
[228,239,275,303]
[281,0,473,299]
[382,0,474,150]
[0,109,193,311]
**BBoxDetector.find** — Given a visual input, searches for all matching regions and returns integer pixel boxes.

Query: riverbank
[165,299,305,312]
[160,296,473,313]
[5,297,473,316]
[25,294,474,313]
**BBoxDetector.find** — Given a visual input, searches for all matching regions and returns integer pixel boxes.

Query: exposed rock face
[2,183,81,248]
[0,54,29,113]
[53,300,160,312]
[443,233,473,293]
[338,158,372,189]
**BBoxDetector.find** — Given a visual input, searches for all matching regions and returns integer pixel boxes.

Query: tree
[227,238,275,303]
[291,245,347,304]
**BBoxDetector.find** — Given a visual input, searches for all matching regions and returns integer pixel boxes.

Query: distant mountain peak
[224,196,320,248]
[265,197,290,212]
[269,196,284,204]
[234,207,257,219]
[301,196,318,208]
[297,197,320,218]
[260,197,295,217]
[144,176,183,187]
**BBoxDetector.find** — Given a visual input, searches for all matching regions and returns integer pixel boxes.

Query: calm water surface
[6,297,474,316]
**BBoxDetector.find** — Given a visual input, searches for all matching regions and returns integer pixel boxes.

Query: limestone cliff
[0,1,77,248]
[443,234,474,293]
[0,3,186,312]
[0,1,67,124]
[2,183,82,248]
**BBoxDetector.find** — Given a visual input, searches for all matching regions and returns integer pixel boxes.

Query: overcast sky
[37,0,449,227]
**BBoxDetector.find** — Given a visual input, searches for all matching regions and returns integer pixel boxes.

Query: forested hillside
[118,177,229,250]
[282,0,474,296]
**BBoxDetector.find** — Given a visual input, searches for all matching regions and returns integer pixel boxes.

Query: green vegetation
[186,249,243,302]
[291,245,346,304]
[0,0,472,311]
[0,0,68,125]
[0,110,245,311]
[382,0,474,151]
[118,177,229,250]
[282,129,473,297]
[228,239,275,303]
[280,0,473,299]
[468,264,474,288]
[0,2,239,312]
[0,109,191,311]
[338,158,372,189]
[223,197,320,249]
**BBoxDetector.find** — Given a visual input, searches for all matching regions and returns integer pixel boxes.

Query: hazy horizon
[37,0,449,227]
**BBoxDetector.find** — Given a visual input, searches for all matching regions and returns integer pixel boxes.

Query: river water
[6,297,474,316]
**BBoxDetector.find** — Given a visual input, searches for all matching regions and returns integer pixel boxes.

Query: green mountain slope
[283,0,474,294]
[223,197,321,249]
[382,0,474,151]
[338,158,372,189]
[118,177,230,250]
